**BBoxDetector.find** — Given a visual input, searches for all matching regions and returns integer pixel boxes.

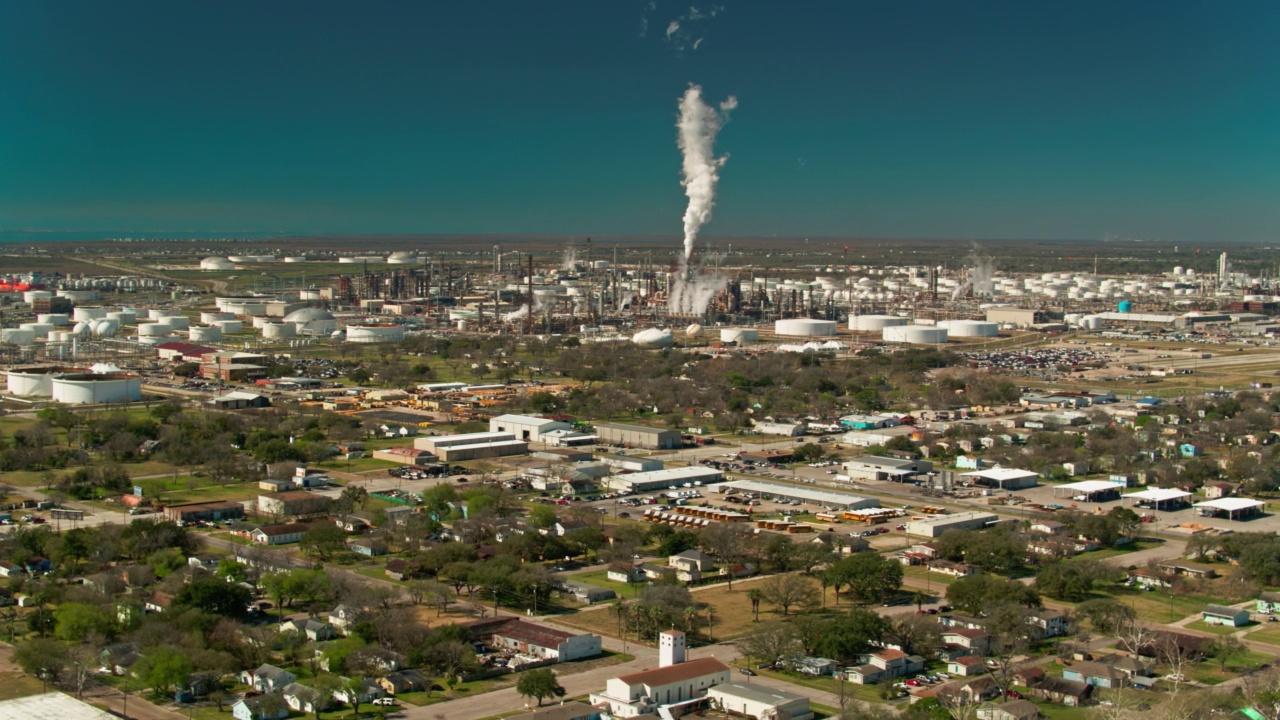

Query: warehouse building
[714,480,878,511]
[594,422,682,450]
[164,501,247,524]
[257,491,332,518]
[488,414,574,442]
[843,455,933,482]
[372,447,436,465]
[605,466,723,493]
[905,511,999,538]
[413,431,529,462]
[707,683,813,720]
[959,467,1040,490]
[599,453,665,473]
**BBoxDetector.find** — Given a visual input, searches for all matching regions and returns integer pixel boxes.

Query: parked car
[740,668,756,677]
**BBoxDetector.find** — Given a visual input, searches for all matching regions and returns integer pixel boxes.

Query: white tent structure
[1194,497,1265,520]
[1123,487,1192,511]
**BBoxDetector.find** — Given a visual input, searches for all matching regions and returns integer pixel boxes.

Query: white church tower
[658,629,687,667]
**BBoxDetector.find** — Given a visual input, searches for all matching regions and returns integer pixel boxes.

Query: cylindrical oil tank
[71,322,92,337]
[213,319,243,334]
[282,256,307,263]
[73,307,108,322]
[92,319,119,337]
[1064,313,1083,327]
[1081,316,1103,330]
[19,323,53,338]
[48,331,71,343]
[251,316,270,329]
[883,325,949,344]
[22,290,53,303]
[5,366,73,395]
[774,319,838,336]
[57,289,100,302]
[849,314,907,332]
[940,320,999,338]
[201,312,234,323]
[190,325,222,342]
[345,324,406,343]
[51,373,142,404]
[262,322,297,338]
[137,322,172,337]
[157,314,189,330]
[0,329,36,346]
[720,328,759,343]
[107,310,137,325]
[37,314,70,326]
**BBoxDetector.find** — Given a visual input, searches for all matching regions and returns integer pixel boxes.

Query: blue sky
[1,1,1278,241]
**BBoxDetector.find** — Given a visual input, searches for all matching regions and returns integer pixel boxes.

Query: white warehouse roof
[1124,488,1191,502]
[1055,480,1120,493]
[960,468,1039,482]
[0,693,118,720]
[1195,498,1265,512]
[713,479,877,509]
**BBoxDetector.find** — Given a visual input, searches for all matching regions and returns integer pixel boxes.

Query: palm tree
[706,605,716,642]
[683,606,702,636]
[913,590,928,613]
[747,589,764,622]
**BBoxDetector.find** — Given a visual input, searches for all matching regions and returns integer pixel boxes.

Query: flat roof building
[606,466,723,493]
[489,414,574,442]
[414,431,528,461]
[594,422,682,449]
[960,467,1040,490]
[707,682,814,720]
[843,455,933,482]
[714,479,878,510]
[906,511,998,538]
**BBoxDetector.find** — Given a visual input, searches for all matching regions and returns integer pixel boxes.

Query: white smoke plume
[667,270,725,315]
[561,242,579,271]
[951,249,996,300]
[677,84,735,263]
[502,296,543,323]
[661,4,725,52]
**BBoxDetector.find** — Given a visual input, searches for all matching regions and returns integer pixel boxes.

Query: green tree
[301,523,349,560]
[758,574,821,617]
[828,553,903,604]
[516,668,565,706]
[528,505,559,529]
[173,577,253,619]
[215,558,249,585]
[133,645,195,696]
[54,602,114,642]
[946,574,1040,616]
[13,637,69,685]
[1209,635,1247,672]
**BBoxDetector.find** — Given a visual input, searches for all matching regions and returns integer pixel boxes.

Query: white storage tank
[282,256,307,263]
[201,312,235,324]
[71,322,92,337]
[775,318,838,336]
[51,373,142,404]
[107,310,136,325]
[157,314,189,330]
[0,328,36,346]
[720,328,759,343]
[213,319,243,334]
[262,322,297,339]
[940,320,999,338]
[5,365,80,395]
[47,331,71,344]
[251,316,270,329]
[345,324,406,343]
[22,290,53,304]
[19,323,53,339]
[36,314,70,326]
[190,325,223,342]
[1081,316,1103,330]
[137,322,172,337]
[631,328,674,347]
[850,314,907,332]
[92,319,119,338]
[57,289,100,302]
[883,325,949,344]
[73,307,108,322]
[200,257,236,270]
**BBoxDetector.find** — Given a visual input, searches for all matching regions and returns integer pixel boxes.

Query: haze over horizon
[2,1,1278,243]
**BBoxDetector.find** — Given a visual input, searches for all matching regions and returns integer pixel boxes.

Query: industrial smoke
[677,85,735,262]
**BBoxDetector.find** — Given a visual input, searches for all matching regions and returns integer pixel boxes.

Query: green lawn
[1246,626,1280,646]
[571,569,643,599]
[1188,650,1272,685]
[1098,585,1221,625]
[732,661,893,705]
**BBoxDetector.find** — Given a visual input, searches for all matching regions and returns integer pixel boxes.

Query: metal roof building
[712,479,878,510]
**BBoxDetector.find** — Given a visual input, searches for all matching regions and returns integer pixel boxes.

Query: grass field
[1101,585,1222,625]
[571,570,643,600]
[1185,619,1254,635]
[1245,626,1280,646]
[1188,650,1271,685]
[0,671,45,702]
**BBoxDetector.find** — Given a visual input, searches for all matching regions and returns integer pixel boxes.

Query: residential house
[385,558,414,580]
[669,549,716,579]
[250,523,308,545]
[378,669,428,695]
[1062,661,1126,689]
[976,699,1040,720]
[329,604,359,631]
[910,543,940,559]
[553,519,590,537]
[100,643,140,676]
[936,676,1000,705]
[946,656,987,677]
[1028,676,1091,706]
[231,696,289,720]
[283,683,330,715]
[1013,668,1045,688]
[281,618,336,642]
[1156,561,1218,581]
[1204,483,1237,499]
[1202,604,1251,627]
[348,537,388,557]
[1126,567,1172,589]
[0,561,25,578]
[607,562,648,584]
[940,628,991,658]
[1029,520,1067,535]
[789,657,838,677]
[335,513,375,534]
[144,591,174,614]
[843,649,925,684]
[332,678,385,706]
[560,581,616,604]
[1028,609,1069,639]
[187,554,222,572]
[240,664,296,694]
[1257,591,1280,614]
[927,560,977,578]
[719,563,757,580]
